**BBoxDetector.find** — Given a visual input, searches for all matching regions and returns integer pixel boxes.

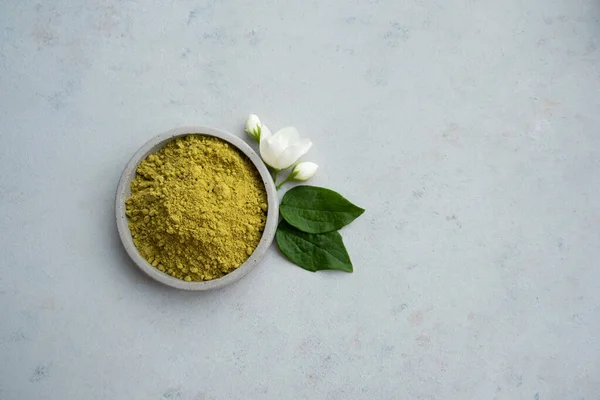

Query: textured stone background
[1,0,599,399]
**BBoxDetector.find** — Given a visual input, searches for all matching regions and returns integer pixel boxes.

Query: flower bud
[291,162,318,181]
[245,114,262,142]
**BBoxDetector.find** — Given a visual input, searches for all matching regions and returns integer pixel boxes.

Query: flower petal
[275,139,313,170]
[259,125,280,168]
[266,135,288,158]
[260,146,280,169]
[260,124,272,140]
[271,126,300,147]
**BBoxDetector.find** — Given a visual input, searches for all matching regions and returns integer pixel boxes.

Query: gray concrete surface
[1,0,599,399]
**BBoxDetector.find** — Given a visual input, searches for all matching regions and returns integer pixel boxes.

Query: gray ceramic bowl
[115,126,278,291]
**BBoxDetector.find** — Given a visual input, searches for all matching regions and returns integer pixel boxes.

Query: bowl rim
[115,126,278,291]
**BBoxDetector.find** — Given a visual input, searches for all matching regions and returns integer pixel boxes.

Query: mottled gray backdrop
[1,0,599,399]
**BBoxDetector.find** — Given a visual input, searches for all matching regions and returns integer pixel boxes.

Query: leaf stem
[276,176,292,190]
[272,169,280,184]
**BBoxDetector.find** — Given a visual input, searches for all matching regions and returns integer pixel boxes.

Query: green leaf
[276,220,353,273]
[280,186,365,234]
